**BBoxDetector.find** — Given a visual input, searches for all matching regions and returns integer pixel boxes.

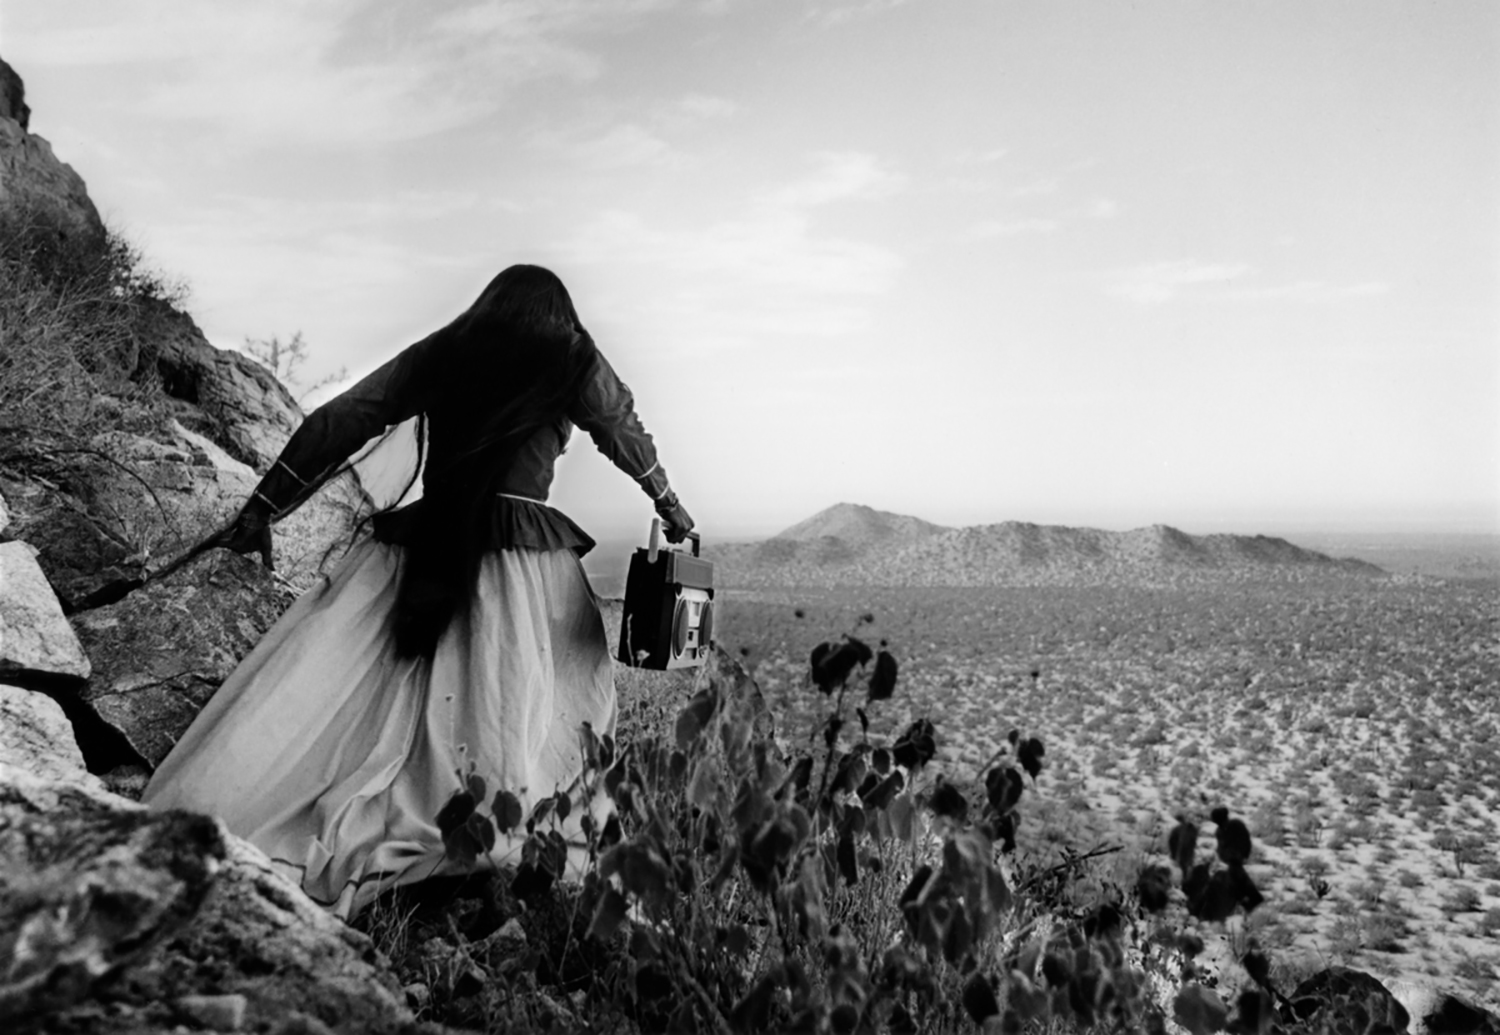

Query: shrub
[0,201,183,443]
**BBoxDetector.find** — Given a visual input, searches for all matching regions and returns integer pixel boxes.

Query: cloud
[807,0,912,27]
[560,153,904,340]
[1106,260,1253,304]
[664,93,738,121]
[15,0,694,147]
[1223,280,1390,302]
[1107,260,1389,305]
[763,152,904,208]
[529,91,736,169]
[968,218,1060,239]
[1081,197,1118,219]
[565,124,678,168]
[1008,177,1060,199]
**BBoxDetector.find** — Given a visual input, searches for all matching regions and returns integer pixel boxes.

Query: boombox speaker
[617,519,714,670]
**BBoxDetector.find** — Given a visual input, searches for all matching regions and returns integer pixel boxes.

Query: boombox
[617,520,715,670]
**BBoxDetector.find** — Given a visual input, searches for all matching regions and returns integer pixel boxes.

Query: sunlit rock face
[0,541,91,681]
[0,57,101,240]
[0,684,104,789]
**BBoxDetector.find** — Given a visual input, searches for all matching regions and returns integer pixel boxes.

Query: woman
[143,265,693,919]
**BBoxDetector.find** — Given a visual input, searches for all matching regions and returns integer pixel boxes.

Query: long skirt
[142,538,616,919]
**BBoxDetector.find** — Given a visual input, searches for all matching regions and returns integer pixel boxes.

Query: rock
[0,763,431,1034]
[70,550,299,768]
[2,414,360,609]
[0,683,103,788]
[0,85,102,240]
[1391,979,1500,1035]
[0,540,90,680]
[154,311,304,471]
[175,992,248,1031]
[128,835,419,1034]
[0,762,226,1027]
[493,917,528,948]
[1421,995,1500,1035]
[0,56,29,130]
[0,486,10,535]
[1286,967,1411,1034]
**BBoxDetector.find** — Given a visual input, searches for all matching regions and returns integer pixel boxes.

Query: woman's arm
[568,351,695,542]
[220,333,441,565]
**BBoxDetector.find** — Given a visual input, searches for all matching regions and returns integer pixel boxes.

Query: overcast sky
[5,1,1497,540]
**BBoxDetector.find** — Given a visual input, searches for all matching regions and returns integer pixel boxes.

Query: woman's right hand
[220,499,275,570]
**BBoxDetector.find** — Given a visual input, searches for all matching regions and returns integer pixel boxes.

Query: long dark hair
[387,264,598,658]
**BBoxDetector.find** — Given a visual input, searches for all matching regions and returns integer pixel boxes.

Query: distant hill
[775,502,952,546]
[704,505,1384,588]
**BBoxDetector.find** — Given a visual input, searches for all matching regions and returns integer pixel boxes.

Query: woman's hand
[220,499,276,570]
[654,491,695,544]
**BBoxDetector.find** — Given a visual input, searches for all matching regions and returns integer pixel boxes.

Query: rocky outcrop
[0,55,364,779]
[0,540,90,681]
[0,60,99,240]
[0,57,28,129]
[0,52,443,1035]
[1,415,359,611]
[70,550,298,769]
[153,307,304,471]
[0,763,433,1035]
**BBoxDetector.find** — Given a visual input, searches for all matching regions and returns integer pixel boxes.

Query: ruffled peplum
[371,495,596,556]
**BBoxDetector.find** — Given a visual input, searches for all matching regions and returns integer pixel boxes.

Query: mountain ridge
[703,504,1384,587]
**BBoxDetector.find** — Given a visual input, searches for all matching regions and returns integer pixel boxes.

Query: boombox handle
[647,518,701,561]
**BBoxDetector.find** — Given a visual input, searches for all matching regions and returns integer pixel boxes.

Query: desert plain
[687,558,1500,1004]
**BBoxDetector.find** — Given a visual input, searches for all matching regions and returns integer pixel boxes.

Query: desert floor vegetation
[718,575,1500,1007]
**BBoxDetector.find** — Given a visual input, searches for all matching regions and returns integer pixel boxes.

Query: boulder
[1390,979,1500,1035]
[118,832,420,1035]
[1286,967,1411,1034]
[70,549,299,769]
[0,485,10,535]
[0,540,90,680]
[1,416,363,610]
[0,683,103,789]
[154,309,303,470]
[0,762,433,1035]
[0,762,225,1028]
[1420,995,1500,1035]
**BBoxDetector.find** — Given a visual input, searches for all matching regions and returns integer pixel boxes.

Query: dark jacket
[249,332,671,556]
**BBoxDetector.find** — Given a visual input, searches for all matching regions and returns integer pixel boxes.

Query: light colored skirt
[142,538,616,919]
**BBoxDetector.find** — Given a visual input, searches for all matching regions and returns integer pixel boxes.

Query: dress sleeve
[249,332,441,517]
[567,350,673,502]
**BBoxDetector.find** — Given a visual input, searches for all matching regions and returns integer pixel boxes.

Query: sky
[4,1,1497,541]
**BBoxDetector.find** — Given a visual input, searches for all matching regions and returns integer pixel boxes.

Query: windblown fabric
[143,538,615,919]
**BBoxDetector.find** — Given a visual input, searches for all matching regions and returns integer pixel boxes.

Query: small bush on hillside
[0,202,183,444]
